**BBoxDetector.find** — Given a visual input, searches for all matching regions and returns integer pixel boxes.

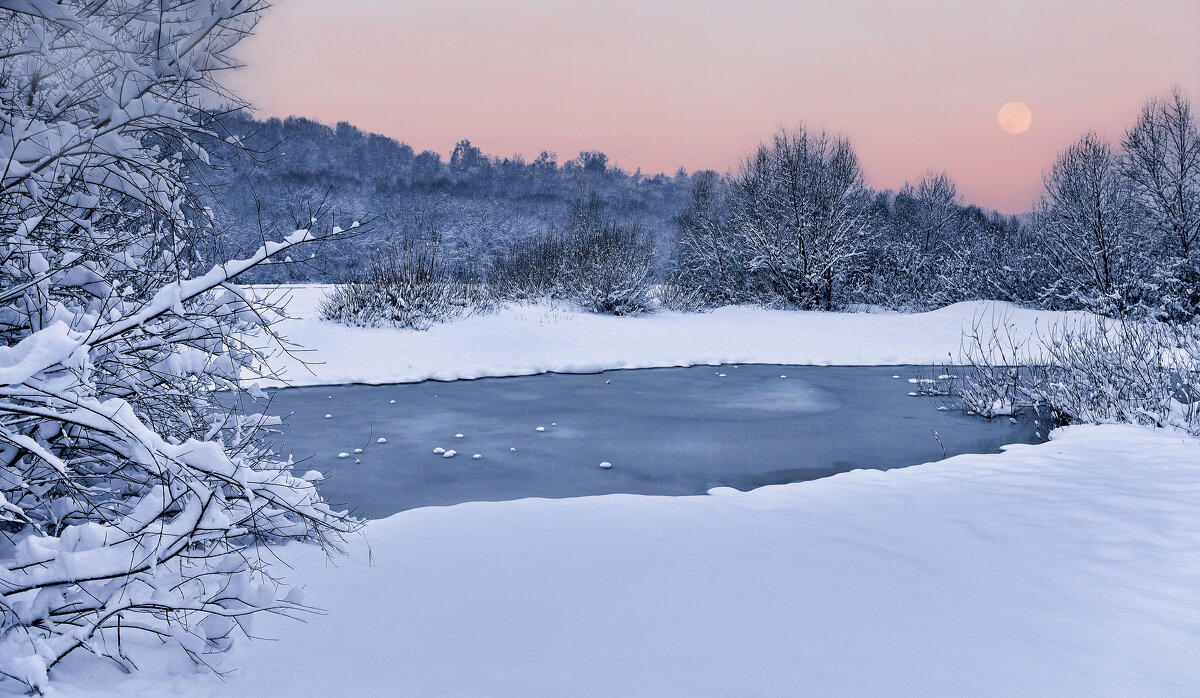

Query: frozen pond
[262,365,1039,518]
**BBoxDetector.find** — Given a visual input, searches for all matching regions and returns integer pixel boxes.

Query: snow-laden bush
[320,238,488,329]
[558,222,654,316]
[949,313,1200,434]
[0,1,353,691]
[481,192,654,315]
[487,232,565,301]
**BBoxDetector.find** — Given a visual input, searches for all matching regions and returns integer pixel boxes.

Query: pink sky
[229,0,1200,213]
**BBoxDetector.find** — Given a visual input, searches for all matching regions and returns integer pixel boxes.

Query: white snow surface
[249,286,1091,386]
[27,287,1194,695]
[40,425,1200,697]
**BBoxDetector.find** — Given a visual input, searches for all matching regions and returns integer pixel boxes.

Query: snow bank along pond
[262,365,1039,517]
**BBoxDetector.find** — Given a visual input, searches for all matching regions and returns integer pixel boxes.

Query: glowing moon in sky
[997,102,1033,134]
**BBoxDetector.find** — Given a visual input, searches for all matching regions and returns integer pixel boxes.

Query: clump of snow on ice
[536,426,545,432]
[892,375,901,379]
[551,422,556,426]
[337,452,349,459]
[442,449,457,458]
[377,437,387,444]
[599,461,612,469]
[989,399,1016,417]
[324,414,332,419]
[510,447,516,452]
[353,448,363,454]
[433,447,446,455]
[718,373,727,377]
[455,433,464,439]
[389,399,396,404]
[908,392,919,396]
[472,454,482,460]
[780,375,787,378]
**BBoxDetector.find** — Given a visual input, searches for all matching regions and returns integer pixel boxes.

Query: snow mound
[45,425,1200,697]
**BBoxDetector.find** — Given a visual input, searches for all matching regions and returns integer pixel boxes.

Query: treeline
[216,89,1197,325]
[204,112,692,282]
[670,88,1198,319]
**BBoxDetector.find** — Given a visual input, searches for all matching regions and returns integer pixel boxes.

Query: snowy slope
[250,285,1092,386]
[46,424,1200,697]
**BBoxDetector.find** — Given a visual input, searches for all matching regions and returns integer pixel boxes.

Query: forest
[234,91,1196,326]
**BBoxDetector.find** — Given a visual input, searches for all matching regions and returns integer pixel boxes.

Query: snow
[45,424,1200,696]
[599,461,612,469]
[247,286,1093,386]
[0,322,81,385]
[19,284,1189,694]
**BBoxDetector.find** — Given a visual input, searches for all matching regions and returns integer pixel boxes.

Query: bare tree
[900,171,961,256]
[0,1,353,690]
[1035,132,1137,309]
[729,126,874,309]
[1122,86,1200,259]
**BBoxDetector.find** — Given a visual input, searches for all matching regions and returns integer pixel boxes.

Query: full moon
[997,102,1033,135]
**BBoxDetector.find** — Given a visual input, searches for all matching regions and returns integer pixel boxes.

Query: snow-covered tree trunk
[0,1,354,691]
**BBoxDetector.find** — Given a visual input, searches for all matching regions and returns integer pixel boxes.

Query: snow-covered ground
[28,289,1199,696]
[250,285,1093,386]
[45,425,1200,697]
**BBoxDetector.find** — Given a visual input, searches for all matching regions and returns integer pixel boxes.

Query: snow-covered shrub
[484,191,655,315]
[487,231,566,301]
[320,238,487,329]
[558,222,655,316]
[0,2,353,691]
[657,278,710,312]
[951,314,1200,433]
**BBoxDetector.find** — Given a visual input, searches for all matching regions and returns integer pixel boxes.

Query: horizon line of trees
[213,90,1197,326]
[667,86,1198,319]
[204,112,695,284]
